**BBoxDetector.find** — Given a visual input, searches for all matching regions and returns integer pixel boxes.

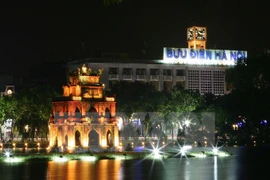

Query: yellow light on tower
[101,139,106,147]
[83,139,88,147]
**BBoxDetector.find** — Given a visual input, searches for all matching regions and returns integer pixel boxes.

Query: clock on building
[195,28,206,40]
[187,28,194,40]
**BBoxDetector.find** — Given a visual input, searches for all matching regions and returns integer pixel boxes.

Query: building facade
[66,26,247,95]
[48,64,119,151]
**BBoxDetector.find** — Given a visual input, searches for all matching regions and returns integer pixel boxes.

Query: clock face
[187,28,194,40]
[195,28,206,40]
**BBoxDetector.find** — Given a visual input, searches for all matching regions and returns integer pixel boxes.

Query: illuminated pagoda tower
[187,26,207,49]
[48,64,119,151]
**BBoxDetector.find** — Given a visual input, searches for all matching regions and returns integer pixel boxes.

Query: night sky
[0,0,269,76]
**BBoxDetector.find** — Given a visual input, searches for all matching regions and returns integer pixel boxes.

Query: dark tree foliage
[226,54,270,124]
[225,54,270,145]
[103,0,123,6]
[109,81,158,117]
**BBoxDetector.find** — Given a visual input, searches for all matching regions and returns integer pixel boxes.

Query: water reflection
[1,147,270,180]
[214,156,218,180]
[47,159,122,180]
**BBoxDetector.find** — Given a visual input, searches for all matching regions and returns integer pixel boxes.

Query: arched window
[75,130,81,146]
[87,106,98,123]
[105,108,111,123]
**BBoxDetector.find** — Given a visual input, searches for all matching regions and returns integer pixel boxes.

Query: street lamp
[232,124,238,130]
[184,119,191,127]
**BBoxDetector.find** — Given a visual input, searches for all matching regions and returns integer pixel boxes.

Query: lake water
[0,146,269,180]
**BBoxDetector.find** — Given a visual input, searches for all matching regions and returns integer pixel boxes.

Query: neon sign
[163,48,247,66]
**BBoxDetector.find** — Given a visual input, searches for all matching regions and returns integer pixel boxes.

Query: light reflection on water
[0,147,269,180]
[47,159,122,180]
[46,154,237,180]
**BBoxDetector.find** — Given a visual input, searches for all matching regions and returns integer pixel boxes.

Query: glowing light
[214,156,218,180]
[232,124,238,130]
[183,145,192,150]
[115,155,126,160]
[3,149,23,163]
[117,145,123,152]
[80,156,96,161]
[180,148,186,156]
[101,139,106,147]
[4,157,23,163]
[67,146,74,151]
[184,119,191,127]
[114,137,119,147]
[83,140,88,147]
[53,155,68,162]
[69,140,75,147]
[106,97,115,101]
[190,152,207,158]
[217,151,230,157]
[163,48,247,66]
[7,89,13,95]
[211,145,230,157]
[72,96,82,101]
[212,147,218,155]
[152,147,163,159]
[5,151,11,158]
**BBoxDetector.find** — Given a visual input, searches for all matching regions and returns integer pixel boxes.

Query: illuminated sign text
[163,48,247,65]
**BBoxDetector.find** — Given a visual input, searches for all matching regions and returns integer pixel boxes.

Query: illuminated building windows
[188,70,199,80]
[213,82,225,95]
[213,71,225,95]
[213,71,225,81]
[201,82,212,94]
[187,70,200,90]
[188,81,199,90]
[201,71,212,81]
[200,71,212,94]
